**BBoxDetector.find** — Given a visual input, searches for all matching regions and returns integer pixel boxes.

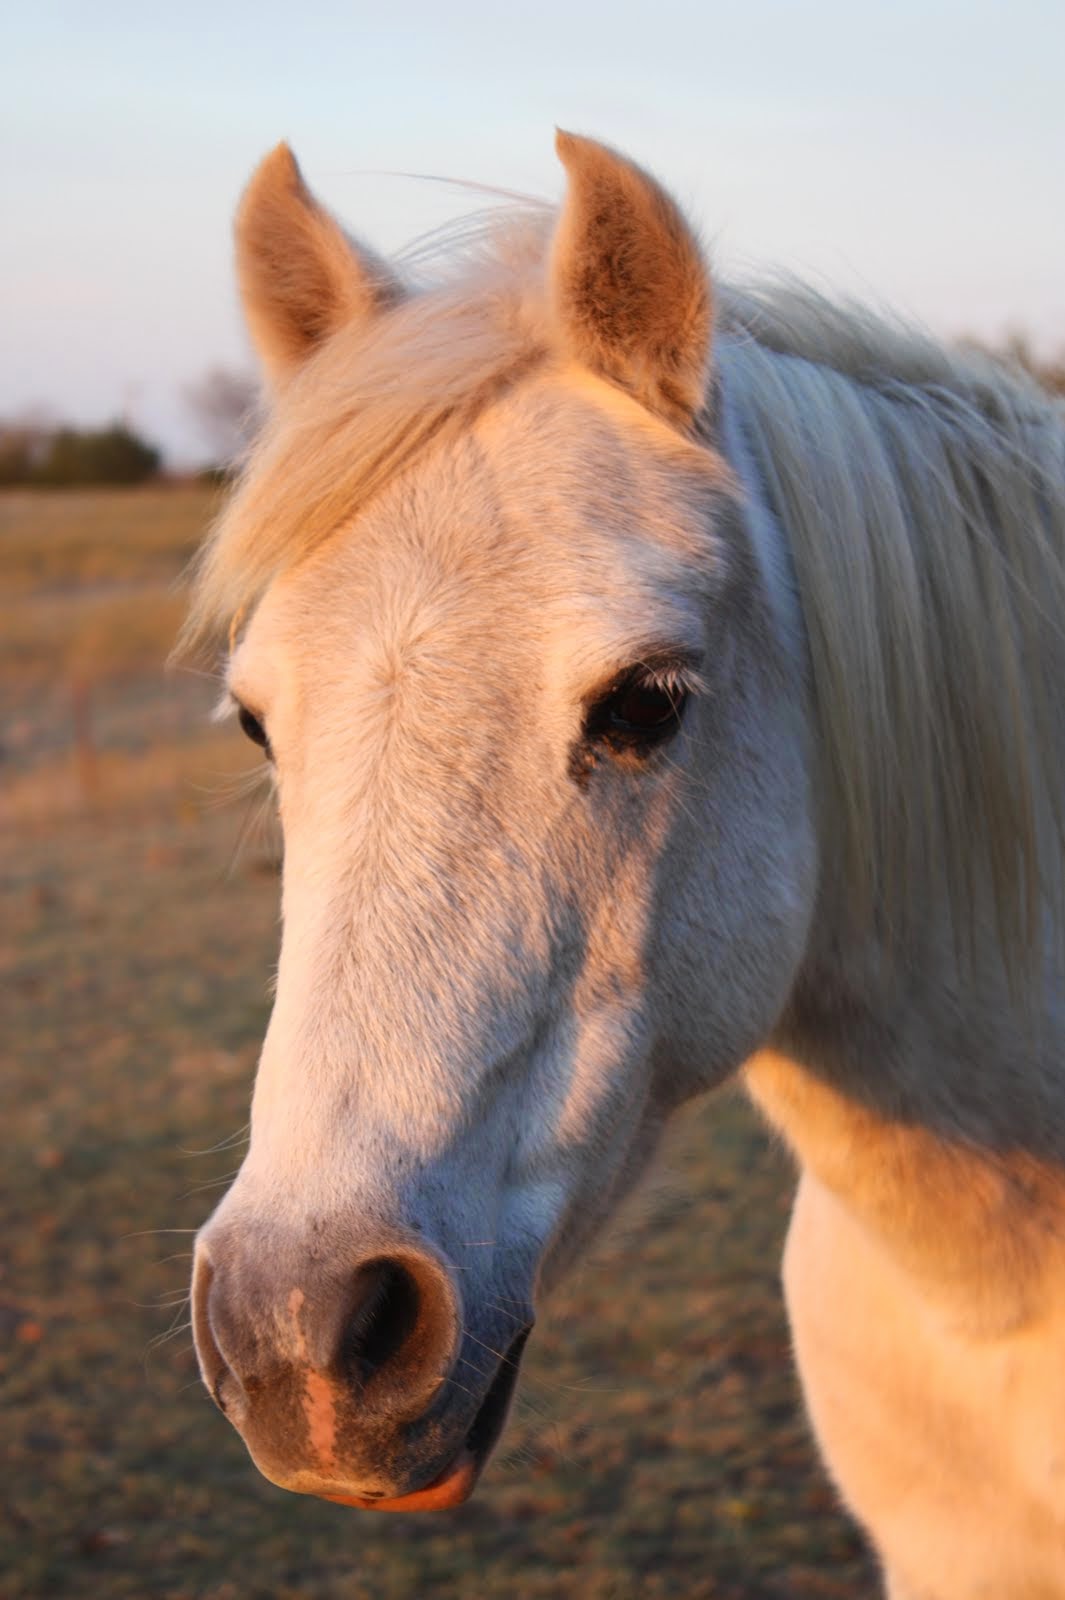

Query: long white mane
[718,284,1065,967]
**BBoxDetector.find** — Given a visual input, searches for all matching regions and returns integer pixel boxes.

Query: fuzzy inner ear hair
[235,143,402,391]
[549,131,713,429]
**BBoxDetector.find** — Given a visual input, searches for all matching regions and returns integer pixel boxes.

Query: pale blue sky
[4,0,1063,461]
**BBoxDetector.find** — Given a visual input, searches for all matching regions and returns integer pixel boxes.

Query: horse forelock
[179,208,555,655]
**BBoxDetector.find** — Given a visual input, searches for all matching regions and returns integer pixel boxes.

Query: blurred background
[3,4,1062,1596]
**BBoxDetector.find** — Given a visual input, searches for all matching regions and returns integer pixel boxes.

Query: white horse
[185,132,1065,1597]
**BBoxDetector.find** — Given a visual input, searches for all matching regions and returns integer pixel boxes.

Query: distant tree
[1003,334,1065,399]
[184,366,260,468]
[0,414,54,486]
[963,332,1065,399]
[31,423,161,486]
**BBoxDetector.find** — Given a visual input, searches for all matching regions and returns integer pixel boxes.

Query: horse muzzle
[190,1223,532,1509]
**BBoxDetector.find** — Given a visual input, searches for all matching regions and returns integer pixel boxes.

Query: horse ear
[235,144,401,390]
[550,132,712,427]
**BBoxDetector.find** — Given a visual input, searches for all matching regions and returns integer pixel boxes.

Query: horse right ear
[235,144,401,391]
[550,132,712,429]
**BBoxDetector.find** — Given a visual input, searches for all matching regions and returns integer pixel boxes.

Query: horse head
[188,133,814,1508]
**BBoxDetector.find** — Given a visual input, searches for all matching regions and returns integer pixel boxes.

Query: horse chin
[320,1448,479,1512]
[297,1325,531,1514]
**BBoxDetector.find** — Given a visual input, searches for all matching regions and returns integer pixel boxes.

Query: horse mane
[181,216,1065,972]
[719,283,1065,968]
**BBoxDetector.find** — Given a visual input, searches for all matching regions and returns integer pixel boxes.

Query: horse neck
[746,895,1065,1329]
[719,375,1065,1305]
[772,900,1065,1151]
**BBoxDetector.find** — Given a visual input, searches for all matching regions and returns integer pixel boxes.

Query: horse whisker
[179,1123,251,1157]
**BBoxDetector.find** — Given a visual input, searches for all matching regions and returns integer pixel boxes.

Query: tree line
[0,367,260,488]
[0,419,162,487]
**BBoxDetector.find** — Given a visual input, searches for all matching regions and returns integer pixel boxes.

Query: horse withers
[182,132,1065,1595]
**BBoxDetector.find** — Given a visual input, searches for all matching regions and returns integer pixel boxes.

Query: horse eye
[237,703,272,757]
[585,671,689,755]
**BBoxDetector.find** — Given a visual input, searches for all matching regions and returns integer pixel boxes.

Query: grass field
[1,488,879,1598]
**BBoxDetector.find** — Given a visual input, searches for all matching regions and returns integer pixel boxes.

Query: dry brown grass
[0,729,255,830]
[1,484,218,684]
[0,483,220,594]
[1,485,236,826]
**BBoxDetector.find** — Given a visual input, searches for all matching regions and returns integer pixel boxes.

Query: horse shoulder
[746,1050,1065,1596]
[744,1048,1065,1334]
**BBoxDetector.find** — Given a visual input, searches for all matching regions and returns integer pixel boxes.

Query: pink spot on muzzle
[301,1368,339,1470]
[286,1285,338,1468]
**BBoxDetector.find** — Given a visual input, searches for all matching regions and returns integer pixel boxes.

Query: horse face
[191,371,814,1505]
[190,134,815,1508]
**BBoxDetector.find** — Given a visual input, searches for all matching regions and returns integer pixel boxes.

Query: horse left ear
[235,143,402,392]
[550,132,712,428]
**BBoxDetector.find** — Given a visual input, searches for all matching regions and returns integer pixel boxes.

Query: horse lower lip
[320,1326,532,1513]
[322,1449,478,1512]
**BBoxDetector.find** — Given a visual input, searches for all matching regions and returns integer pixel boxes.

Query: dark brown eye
[584,670,689,755]
[238,703,272,757]
[611,681,682,732]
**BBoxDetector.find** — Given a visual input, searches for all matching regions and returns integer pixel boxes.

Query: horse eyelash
[597,649,707,705]
[212,688,239,725]
[634,659,704,698]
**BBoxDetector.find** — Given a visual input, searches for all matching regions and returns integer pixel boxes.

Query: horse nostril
[192,1236,460,1432]
[338,1258,423,1388]
[191,1252,236,1414]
